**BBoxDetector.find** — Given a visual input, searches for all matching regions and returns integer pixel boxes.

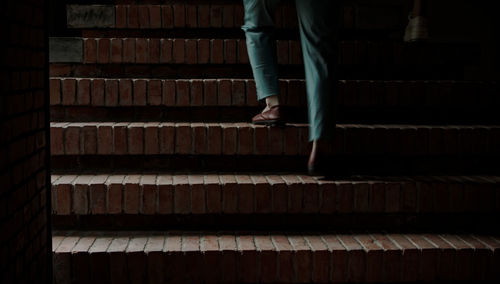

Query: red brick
[150,6,162,29]
[271,235,294,283]
[290,40,302,64]
[335,183,353,213]
[281,175,301,213]
[124,175,141,214]
[236,175,254,214]
[160,39,173,63]
[119,79,132,106]
[405,234,437,282]
[264,175,286,213]
[210,5,223,27]
[338,235,366,282]
[77,78,91,105]
[205,175,221,213]
[141,175,157,215]
[424,234,456,280]
[231,79,245,106]
[173,175,190,214]
[304,236,329,283]
[419,182,435,212]
[106,175,124,214]
[254,235,277,283]
[197,5,210,27]
[246,79,258,106]
[185,39,197,64]
[385,182,400,212]
[162,80,175,106]
[54,236,79,283]
[128,123,144,154]
[321,235,346,282]
[284,126,299,155]
[176,79,190,106]
[217,79,231,106]
[237,235,258,283]
[161,5,173,28]
[206,123,222,155]
[189,175,206,214]
[136,38,148,64]
[234,4,244,26]
[148,38,161,64]
[54,175,76,215]
[175,123,192,154]
[148,79,162,106]
[64,124,80,155]
[97,38,110,64]
[82,124,97,155]
[186,5,197,27]
[459,235,492,281]
[355,235,383,282]
[197,39,210,64]
[289,236,313,282]
[191,123,206,155]
[104,79,119,106]
[222,124,237,155]
[116,6,127,28]
[126,237,147,283]
[127,6,139,28]
[371,233,401,282]
[144,123,159,154]
[91,79,105,106]
[224,39,237,64]
[252,175,271,213]
[442,234,475,280]
[133,79,147,106]
[222,5,235,28]
[253,125,268,155]
[138,5,150,28]
[189,79,203,106]
[220,235,237,283]
[300,175,320,213]
[352,182,369,212]
[157,175,173,214]
[61,78,76,105]
[123,38,136,63]
[237,123,253,155]
[113,123,129,155]
[389,234,419,282]
[72,236,94,284]
[211,39,224,64]
[97,123,113,155]
[50,124,64,155]
[221,174,238,213]
[201,235,221,283]
[89,175,107,215]
[400,182,417,212]
[145,237,167,283]
[237,39,250,64]
[73,175,92,214]
[50,78,61,105]
[111,38,123,63]
[84,38,97,63]
[173,4,185,27]
[108,237,129,284]
[159,123,175,154]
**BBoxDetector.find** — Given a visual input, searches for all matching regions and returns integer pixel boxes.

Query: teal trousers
[242,0,338,141]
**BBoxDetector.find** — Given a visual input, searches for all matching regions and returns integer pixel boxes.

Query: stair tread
[52,230,500,283]
[51,173,500,217]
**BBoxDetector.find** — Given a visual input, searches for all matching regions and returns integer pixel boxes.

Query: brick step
[50,122,500,157]
[52,230,500,283]
[50,37,478,67]
[49,78,500,124]
[51,173,500,230]
[65,2,408,36]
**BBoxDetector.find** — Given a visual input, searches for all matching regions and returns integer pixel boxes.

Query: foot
[308,139,331,176]
[252,105,283,126]
[404,14,429,42]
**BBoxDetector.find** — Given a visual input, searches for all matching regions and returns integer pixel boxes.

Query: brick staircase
[50,1,500,283]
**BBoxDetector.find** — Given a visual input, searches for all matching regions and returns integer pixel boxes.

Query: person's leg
[294,0,338,174]
[404,0,429,42]
[241,0,281,113]
[294,0,338,140]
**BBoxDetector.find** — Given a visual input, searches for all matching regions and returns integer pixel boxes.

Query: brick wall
[0,0,51,283]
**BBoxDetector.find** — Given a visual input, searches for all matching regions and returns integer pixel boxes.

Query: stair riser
[52,232,500,284]
[49,123,500,157]
[51,156,500,176]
